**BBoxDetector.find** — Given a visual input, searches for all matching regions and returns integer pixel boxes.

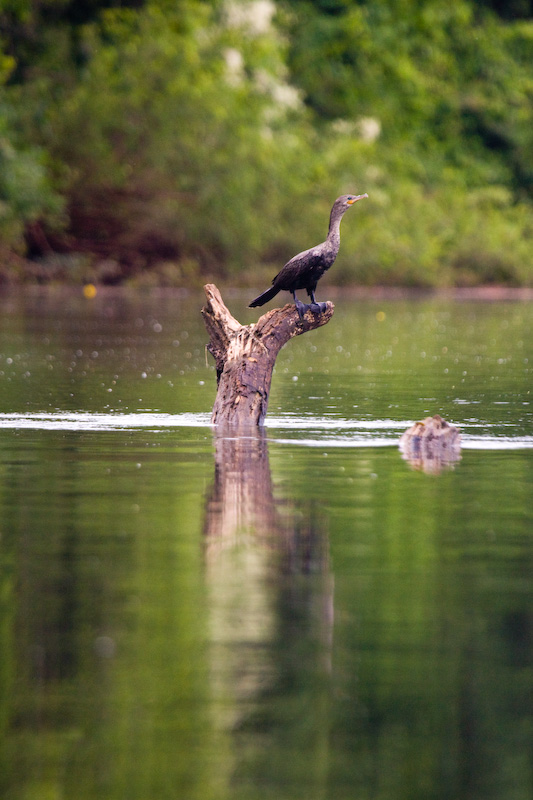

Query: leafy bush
[27,1,334,276]
[1,0,532,286]
[0,54,63,256]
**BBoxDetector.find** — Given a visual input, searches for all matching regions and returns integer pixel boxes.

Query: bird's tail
[248,285,280,308]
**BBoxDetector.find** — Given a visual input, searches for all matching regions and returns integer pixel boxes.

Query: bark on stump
[201,283,334,426]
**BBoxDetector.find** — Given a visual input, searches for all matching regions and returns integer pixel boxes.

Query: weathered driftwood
[399,414,461,473]
[202,283,334,426]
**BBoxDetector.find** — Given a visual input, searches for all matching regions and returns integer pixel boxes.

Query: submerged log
[201,284,334,426]
[400,414,461,473]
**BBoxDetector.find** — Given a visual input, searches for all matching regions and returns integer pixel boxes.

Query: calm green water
[0,287,532,800]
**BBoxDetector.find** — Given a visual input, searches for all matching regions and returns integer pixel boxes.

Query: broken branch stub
[201,284,334,426]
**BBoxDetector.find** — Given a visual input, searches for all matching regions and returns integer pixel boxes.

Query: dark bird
[249,193,368,318]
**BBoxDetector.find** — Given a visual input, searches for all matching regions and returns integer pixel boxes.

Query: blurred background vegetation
[0,0,532,286]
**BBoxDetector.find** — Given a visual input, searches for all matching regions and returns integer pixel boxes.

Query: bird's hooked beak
[347,193,368,205]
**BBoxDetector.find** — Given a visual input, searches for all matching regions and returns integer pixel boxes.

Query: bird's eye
[347,196,353,200]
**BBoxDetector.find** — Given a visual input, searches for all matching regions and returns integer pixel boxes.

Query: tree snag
[201,283,335,425]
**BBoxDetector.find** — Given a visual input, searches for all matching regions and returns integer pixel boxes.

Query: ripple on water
[0,412,531,450]
[0,411,212,431]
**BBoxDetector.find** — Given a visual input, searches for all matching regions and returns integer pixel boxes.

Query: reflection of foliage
[0,292,532,798]
[1,0,533,284]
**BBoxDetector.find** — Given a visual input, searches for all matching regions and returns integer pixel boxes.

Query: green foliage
[282,0,533,285]
[23,0,330,274]
[0,0,532,285]
[0,60,63,253]
[284,0,533,184]
[343,177,533,287]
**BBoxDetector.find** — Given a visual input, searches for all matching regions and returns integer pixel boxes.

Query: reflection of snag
[202,283,334,425]
[203,427,335,709]
[204,428,330,574]
[400,414,461,474]
[204,428,277,555]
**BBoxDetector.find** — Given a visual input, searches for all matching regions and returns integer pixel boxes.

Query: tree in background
[2,0,341,281]
[282,0,533,284]
[0,44,63,265]
[0,0,532,285]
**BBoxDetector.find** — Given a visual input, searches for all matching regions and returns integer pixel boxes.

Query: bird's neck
[326,208,344,250]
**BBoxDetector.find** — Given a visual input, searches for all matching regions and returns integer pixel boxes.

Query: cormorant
[249,193,367,317]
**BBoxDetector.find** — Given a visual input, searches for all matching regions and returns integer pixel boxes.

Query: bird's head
[330,193,368,223]
[345,193,368,206]
[329,192,368,231]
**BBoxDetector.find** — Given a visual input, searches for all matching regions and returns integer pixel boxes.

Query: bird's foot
[309,302,327,315]
[294,299,307,320]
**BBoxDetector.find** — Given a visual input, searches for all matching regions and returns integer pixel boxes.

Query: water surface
[0,287,531,799]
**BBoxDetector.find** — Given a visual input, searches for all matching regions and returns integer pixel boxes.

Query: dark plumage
[249,193,367,317]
